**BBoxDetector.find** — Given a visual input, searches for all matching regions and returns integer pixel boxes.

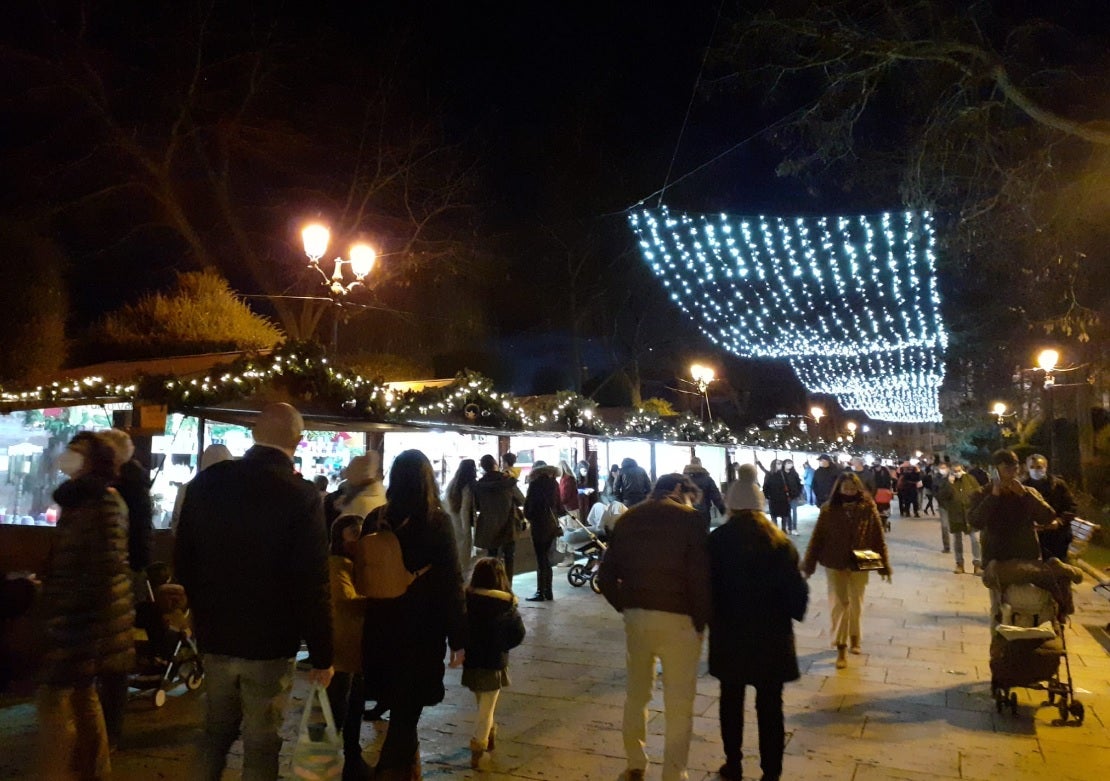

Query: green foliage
[0,223,67,382]
[639,398,677,417]
[81,271,283,362]
[344,353,434,383]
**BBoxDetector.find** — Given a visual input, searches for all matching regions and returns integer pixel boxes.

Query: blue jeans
[195,655,295,781]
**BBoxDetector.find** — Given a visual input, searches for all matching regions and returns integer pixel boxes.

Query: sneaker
[836,646,848,669]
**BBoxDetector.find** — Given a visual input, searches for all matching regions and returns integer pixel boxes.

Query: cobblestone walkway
[2,506,1107,779]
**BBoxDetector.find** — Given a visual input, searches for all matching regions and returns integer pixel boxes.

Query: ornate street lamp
[689,363,716,421]
[302,223,377,296]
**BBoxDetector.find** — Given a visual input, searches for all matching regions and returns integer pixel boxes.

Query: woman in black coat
[522,462,563,602]
[760,459,791,531]
[361,450,467,781]
[708,478,808,781]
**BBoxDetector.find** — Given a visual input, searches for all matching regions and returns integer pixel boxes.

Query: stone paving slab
[2,505,1108,780]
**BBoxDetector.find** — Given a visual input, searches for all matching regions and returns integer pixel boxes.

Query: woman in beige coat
[802,472,891,669]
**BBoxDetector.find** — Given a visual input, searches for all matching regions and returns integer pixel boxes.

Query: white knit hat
[726,463,765,511]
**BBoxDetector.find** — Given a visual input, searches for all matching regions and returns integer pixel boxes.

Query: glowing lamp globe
[349,244,376,278]
[302,224,330,261]
[810,406,825,422]
[1037,349,1059,373]
[991,402,1007,417]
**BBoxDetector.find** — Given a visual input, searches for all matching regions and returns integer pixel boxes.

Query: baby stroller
[988,576,1083,724]
[130,563,204,708]
[565,512,609,595]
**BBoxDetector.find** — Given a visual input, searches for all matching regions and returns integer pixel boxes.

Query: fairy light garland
[628,206,948,422]
[1,343,869,449]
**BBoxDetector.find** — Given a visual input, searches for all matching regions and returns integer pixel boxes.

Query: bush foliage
[80,270,283,362]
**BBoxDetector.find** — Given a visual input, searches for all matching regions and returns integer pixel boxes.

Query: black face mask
[841,494,861,502]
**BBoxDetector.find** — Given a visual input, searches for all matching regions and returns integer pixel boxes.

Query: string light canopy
[628,206,948,422]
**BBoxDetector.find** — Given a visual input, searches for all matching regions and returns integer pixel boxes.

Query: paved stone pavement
[2,506,1108,780]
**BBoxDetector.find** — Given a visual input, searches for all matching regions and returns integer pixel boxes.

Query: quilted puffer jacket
[38,476,135,686]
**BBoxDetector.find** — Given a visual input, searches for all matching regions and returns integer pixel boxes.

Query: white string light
[628,206,947,422]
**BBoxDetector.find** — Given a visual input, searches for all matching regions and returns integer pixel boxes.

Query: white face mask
[56,449,85,478]
[1028,469,1046,481]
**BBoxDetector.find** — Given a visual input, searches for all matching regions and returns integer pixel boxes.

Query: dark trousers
[532,534,557,598]
[486,542,516,585]
[719,680,784,780]
[326,672,365,758]
[377,701,422,771]
[98,671,129,746]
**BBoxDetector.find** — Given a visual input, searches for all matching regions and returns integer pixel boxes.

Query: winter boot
[849,636,861,654]
[487,723,497,752]
[836,645,848,669]
[469,738,486,769]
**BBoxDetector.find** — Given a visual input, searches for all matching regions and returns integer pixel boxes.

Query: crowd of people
[22,403,1086,781]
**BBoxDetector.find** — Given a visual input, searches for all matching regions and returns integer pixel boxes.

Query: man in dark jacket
[472,454,525,586]
[1023,453,1078,561]
[176,403,333,781]
[597,474,711,781]
[683,457,725,529]
[969,449,1055,567]
[613,457,652,506]
[810,455,839,506]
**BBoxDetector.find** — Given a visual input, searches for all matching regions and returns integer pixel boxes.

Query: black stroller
[565,513,608,595]
[988,576,1083,724]
[130,563,204,708]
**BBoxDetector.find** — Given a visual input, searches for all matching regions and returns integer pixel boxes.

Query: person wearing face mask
[1022,454,1078,562]
[933,462,983,574]
[802,472,891,670]
[780,460,804,535]
[36,431,135,780]
[969,450,1055,567]
[597,473,711,781]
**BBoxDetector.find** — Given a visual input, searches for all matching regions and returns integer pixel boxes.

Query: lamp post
[1036,349,1059,469]
[689,363,716,422]
[301,223,378,352]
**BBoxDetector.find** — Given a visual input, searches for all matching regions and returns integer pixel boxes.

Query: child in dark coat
[463,557,526,769]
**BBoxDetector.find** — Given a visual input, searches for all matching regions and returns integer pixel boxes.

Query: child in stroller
[130,562,204,707]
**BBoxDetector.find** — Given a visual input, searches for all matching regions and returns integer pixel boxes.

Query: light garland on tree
[628,206,948,422]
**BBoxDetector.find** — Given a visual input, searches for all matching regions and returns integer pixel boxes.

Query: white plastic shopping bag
[291,683,342,780]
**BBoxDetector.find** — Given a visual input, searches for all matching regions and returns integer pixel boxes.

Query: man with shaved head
[176,403,333,781]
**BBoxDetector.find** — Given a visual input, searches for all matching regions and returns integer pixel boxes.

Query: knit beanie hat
[726,463,765,511]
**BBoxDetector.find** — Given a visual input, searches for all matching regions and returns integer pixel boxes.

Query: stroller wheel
[589,573,603,594]
[567,564,589,587]
[185,670,204,691]
[1009,692,1018,714]
[1069,701,1084,724]
[152,688,167,708]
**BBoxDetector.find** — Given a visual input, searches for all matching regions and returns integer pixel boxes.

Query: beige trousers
[825,567,870,646]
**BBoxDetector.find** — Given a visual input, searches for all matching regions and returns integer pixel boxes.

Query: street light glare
[992,402,1007,417]
[348,243,376,278]
[302,223,330,261]
[1037,349,1059,373]
[846,421,857,432]
[809,405,824,421]
[690,363,715,384]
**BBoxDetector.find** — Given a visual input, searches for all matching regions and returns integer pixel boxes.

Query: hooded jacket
[463,587,526,671]
[683,462,725,526]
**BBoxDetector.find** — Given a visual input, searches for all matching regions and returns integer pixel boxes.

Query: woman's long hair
[469,556,509,592]
[445,458,478,514]
[829,471,878,512]
[384,449,443,525]
[769,459,782,473]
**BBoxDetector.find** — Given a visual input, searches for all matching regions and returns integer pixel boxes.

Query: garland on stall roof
[0,340,873,449]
